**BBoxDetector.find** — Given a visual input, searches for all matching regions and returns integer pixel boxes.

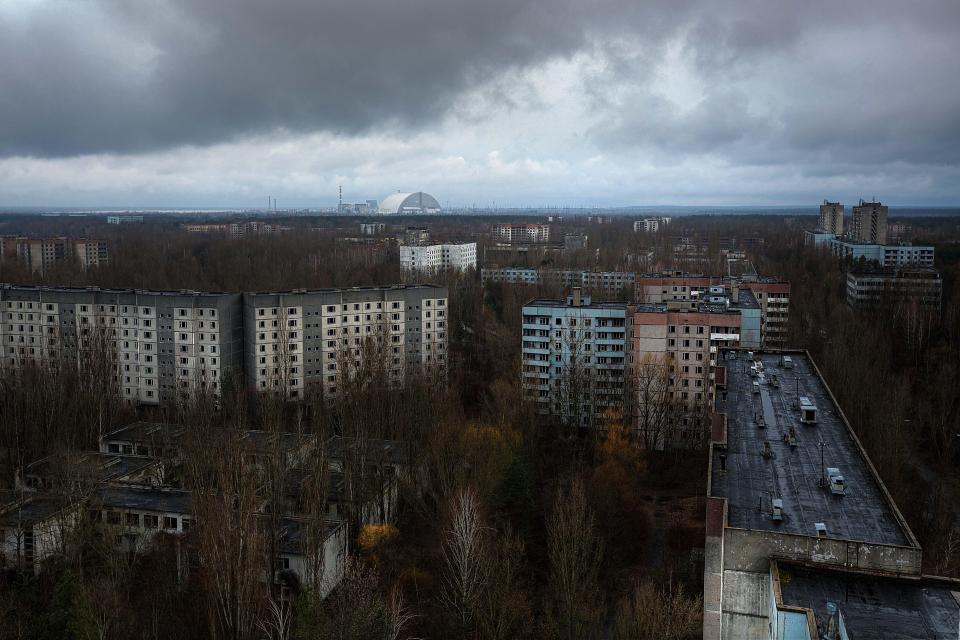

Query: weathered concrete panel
[722,528,921,575]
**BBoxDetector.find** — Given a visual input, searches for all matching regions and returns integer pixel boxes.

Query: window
[164,516,178,530]
[126,513,140,526]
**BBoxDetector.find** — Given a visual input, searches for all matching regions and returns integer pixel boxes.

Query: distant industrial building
[107,215,144,224]
[633,217,672,233]
[846,267,942,311]
[493,223,551,243]
[339,200,379,215]
[378,192,441,215]
[400,243,476,273]
[521,290,628,428]
[0,236,109,273]
[817,200,844,236]
[850,199,888,244]
[705,350,925,639]
[633,284,759,448]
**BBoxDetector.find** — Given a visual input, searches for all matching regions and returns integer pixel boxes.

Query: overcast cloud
[0,0,958,207]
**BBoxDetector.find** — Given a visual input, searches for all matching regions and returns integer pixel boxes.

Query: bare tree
[547,478,604,640]
[613,580,701,640]
[439,487,487,635]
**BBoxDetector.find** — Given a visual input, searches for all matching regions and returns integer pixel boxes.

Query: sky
[0,0,959,208]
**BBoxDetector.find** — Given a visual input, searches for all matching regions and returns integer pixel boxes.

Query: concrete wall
[722,527,922,576]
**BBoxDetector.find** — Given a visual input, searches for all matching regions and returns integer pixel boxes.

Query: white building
[493,223,551,243]
[400,243,476,273]
[107,215,144,224]
[633,217,672,233]
[379,192,441,215]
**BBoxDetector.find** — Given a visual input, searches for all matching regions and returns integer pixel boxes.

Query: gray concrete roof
[98,486,191,514]
[711,351,910,545]
[778,563,960,639]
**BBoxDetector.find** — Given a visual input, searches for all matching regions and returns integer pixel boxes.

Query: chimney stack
[572,287,582,307]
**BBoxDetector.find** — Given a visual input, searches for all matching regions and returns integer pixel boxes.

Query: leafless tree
[439,487,488,634]
[547,478,604,640]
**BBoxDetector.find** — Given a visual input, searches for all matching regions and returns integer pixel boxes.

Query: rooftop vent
[815,522,828,538]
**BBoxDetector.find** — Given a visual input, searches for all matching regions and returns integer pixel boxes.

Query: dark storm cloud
[0,0,959,167]
[0,0,697,157]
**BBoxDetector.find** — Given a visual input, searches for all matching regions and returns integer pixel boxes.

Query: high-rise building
[243,285,447,399]
[399,243,476,272]
[0,236,109,273]
[0,284,446,404]
[493,223,551,243]
[521,290,628,428]
[850,199,888,244]
[634,272,790,348]
[818,200,844,235]
[0,286,243,404]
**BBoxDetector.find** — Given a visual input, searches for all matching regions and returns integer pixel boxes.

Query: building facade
[493,223,551,243]
[850,199,888,244]
[817,200,844,235]
[846,268,942,311]
[522,290,628,427]
[481,268,635,297]
[634,272,789,348]
[633,217,671,233]
[0,286,243,404]
[0,237,109,273]
[243,285,447,399]
[0,284,445,404]
[829,239,934,267]
[399,243,476,272]
[107,215,144,224]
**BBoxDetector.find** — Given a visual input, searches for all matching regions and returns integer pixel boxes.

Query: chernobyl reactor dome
[378,192,441,215]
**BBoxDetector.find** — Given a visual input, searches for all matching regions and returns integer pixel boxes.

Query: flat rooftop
[103,422,185,445]
[711,351,910,546]
[523,298,628,311]
[99,486,191,514]
[777,563,960,639]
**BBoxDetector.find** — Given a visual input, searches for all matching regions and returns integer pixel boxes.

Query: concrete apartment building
[704,350,927,639]
[829,239,935,268]
[634,272,790,348]
[107,215,144,224]
[493,223,551,243]
[521,290,628,427]
[0,236,109,273]
[846,267,943,312]
[633,286,761,447]
[0,284,445,404]
[243,285,448,399]
[850,199,888,244]
[817,201,844,235]
[632,217,672,233]
[0,285,244,404]
[481,268,635,297]
[399,242,476,272]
